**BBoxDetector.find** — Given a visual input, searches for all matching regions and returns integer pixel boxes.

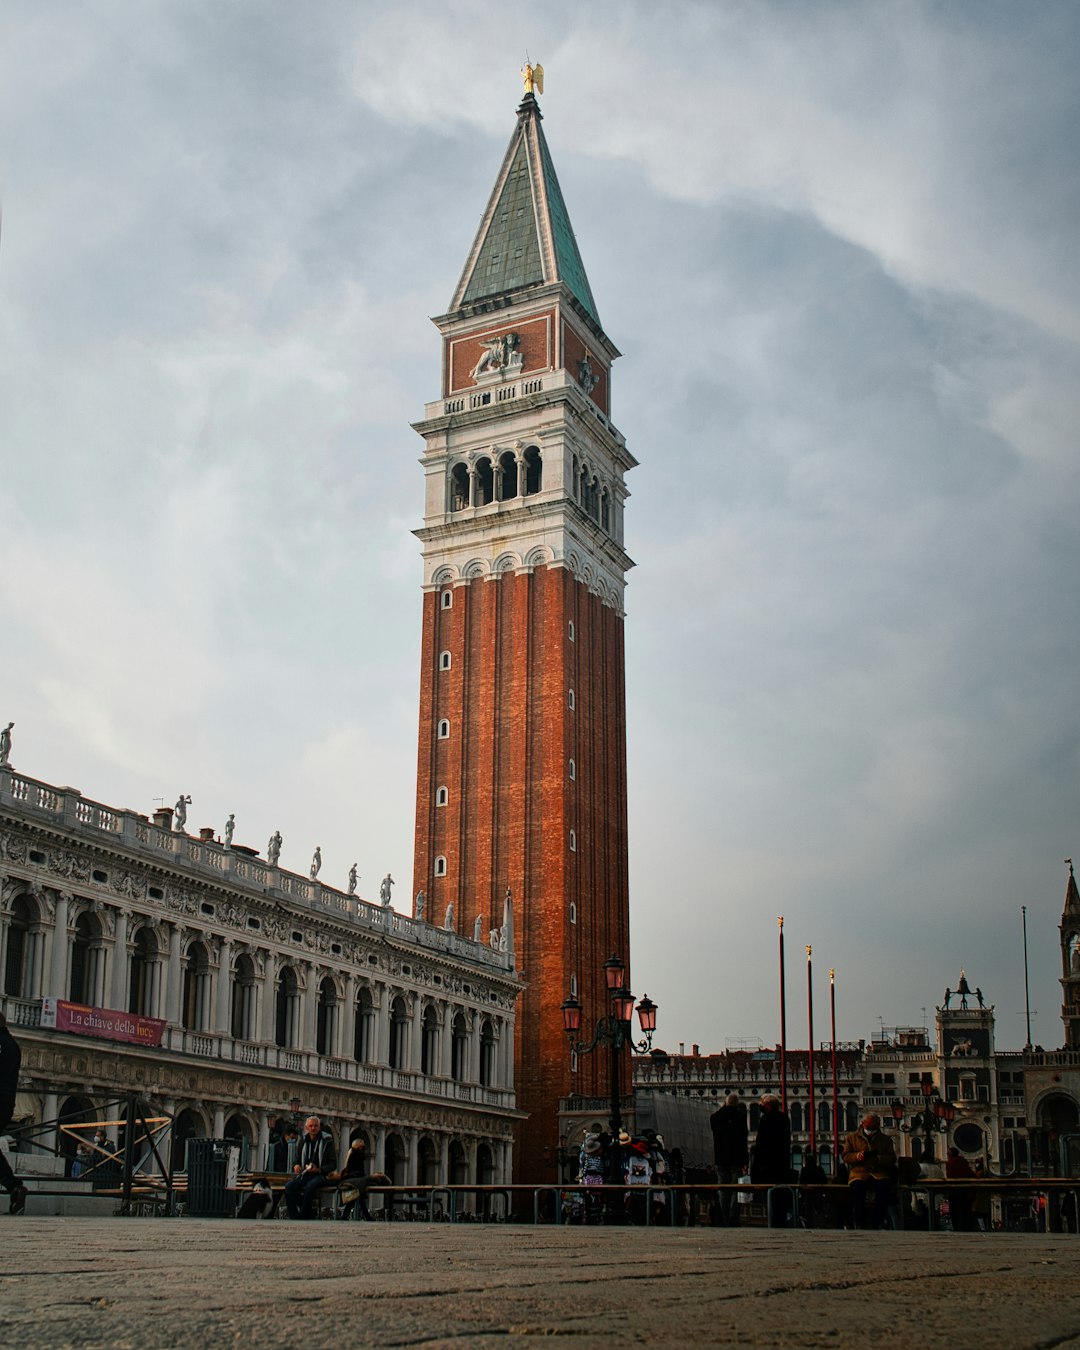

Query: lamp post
[560,954,658,1137]
[891,1080,956,1162]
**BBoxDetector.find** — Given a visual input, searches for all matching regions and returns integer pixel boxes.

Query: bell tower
[411,82,635,1178]
[1061,860,1080,1048]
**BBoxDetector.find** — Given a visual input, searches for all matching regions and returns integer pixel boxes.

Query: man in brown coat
[843,1112,896,1229]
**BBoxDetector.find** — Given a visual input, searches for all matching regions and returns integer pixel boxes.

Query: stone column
[41,1091,59,1157]
[48,891,71,998]
[403,1128,418,1186]
[261,959,277,1044]
[110,909,129,1010]
[375,987,391,1066]
[468,1012,480,1084]
[211,1105,225,1139]
[300,972,316,1052]
[441,1007,455,1079]
[215,938,233,1035]
[410,995,424,1073]
[341,974,356,1060]
[164,924,182,1025]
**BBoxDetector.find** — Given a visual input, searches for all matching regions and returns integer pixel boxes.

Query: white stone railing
[428,370,625,448]
[0,769,513,972]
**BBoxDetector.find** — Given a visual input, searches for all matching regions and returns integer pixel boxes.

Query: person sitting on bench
[284,1116,336,1220]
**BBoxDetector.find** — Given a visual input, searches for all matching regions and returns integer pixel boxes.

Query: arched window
[354,987,375,1062]
[439,650,451,671]
[600,488,610,532]
[451,1012,469,1082]
[441,589,454,609]
[569,829,576,852]
[450,463,470,511]
[3,895,34,997]
[388,994,409,1070]
[569,902,577,925]
[231,953,257,1041]
[568,688,575,710]
[845,1100,860,1131]
[436,786,448,807]
[474,457,494,506]
[569,758,576,780]
[180,940,209,1030]
[476,1143,495,1186]
[499,450,518,500]
[127,928,159,1015]
[437,719,450,739]
[571,454,580,499]
[69,911,103,1005]
[316,976,337,1057]
[275,966,300,1049]
[818,1101,831,1134]
[524,446,542,495]
[789,1101,803,1132]
[479,1018,497,1087]
[421,1005,439,1076]
[434,856,447,877]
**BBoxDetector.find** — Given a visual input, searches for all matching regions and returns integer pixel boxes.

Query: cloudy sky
[2,1,1078,1054]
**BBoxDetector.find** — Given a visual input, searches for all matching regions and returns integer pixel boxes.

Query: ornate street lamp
[561,955,658,1137]
[891,1080,955,1162]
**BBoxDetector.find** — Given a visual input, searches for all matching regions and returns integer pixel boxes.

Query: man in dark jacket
[284,1115,336,1219]
[0,1013,28,1214]
[710,1093,749,1225]
[751,1094,793,1225]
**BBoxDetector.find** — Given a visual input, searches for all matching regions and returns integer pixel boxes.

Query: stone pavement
[2,1218,1079,1348]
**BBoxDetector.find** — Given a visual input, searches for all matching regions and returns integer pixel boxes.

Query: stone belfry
[411,75,635,1178]
[1060,860,1080,1048]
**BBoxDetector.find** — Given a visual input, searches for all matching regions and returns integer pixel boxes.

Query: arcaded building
[0,761,522,1185]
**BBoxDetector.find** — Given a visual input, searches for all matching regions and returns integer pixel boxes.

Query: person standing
[751,1095,793,1225]
[710,1093,749,1226]
[0,1013,28,1214]
[283,1116,336,1219]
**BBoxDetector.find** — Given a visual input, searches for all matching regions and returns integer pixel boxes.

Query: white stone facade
[0,766,523,1188]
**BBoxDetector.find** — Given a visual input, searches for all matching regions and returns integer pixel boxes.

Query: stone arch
[388,992,410,1069]
[523,444,542,495]
[275,964,301,1049]
[432,565,457,585]
[524,545,552,568]
[449,462,470,511]
[354,985,376,1062]
[316,973,339,1057]
[384,1133,407,1185]
[479,1017,497,1087]
[180,937,210,1030]
[171,1105,210,1172]
[463,558,488,580]
[231,951,257,1041]
[450,1010,469,1082]
[448,1139,468,1185]
[421,1003,441,1076]
[493,551,521,575]
[224,1111,256,1167]
[69,908,105,1004]
[3,892,39,997]
[417,1135,439,1185]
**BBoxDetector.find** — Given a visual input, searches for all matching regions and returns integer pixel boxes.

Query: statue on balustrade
[444,901,454,930]
[380,873,394,906]
[174,793,191,832]
[348,863,358,896]
[0,721,13,767]
[224,813,235,848]
[267,830,282,866]
[415,890,426,922]
[310,846,322,880]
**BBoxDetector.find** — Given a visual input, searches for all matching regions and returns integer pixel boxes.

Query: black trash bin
[186,1139,239,1217]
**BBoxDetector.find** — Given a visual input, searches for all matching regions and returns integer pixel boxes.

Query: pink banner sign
[40,997,166,1048]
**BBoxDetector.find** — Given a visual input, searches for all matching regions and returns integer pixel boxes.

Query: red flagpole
[807,945,816,1155]
[830,968,840,1173]
[779,917,787,1114]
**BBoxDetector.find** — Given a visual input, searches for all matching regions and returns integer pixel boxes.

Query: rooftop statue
[310,846,322,880]
[380,873,394,906]
[348,864,358,896]
[0,721,13,766]
[520,61,544,96]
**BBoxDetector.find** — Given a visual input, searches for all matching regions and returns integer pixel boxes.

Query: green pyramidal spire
[451,92,600,327]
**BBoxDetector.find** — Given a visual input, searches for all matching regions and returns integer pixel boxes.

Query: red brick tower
[411,86,636,1180]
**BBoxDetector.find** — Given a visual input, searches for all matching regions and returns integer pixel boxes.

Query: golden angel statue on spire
[521,62,544,96]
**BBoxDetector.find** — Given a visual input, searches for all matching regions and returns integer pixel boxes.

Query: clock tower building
[411,87,636,1178]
